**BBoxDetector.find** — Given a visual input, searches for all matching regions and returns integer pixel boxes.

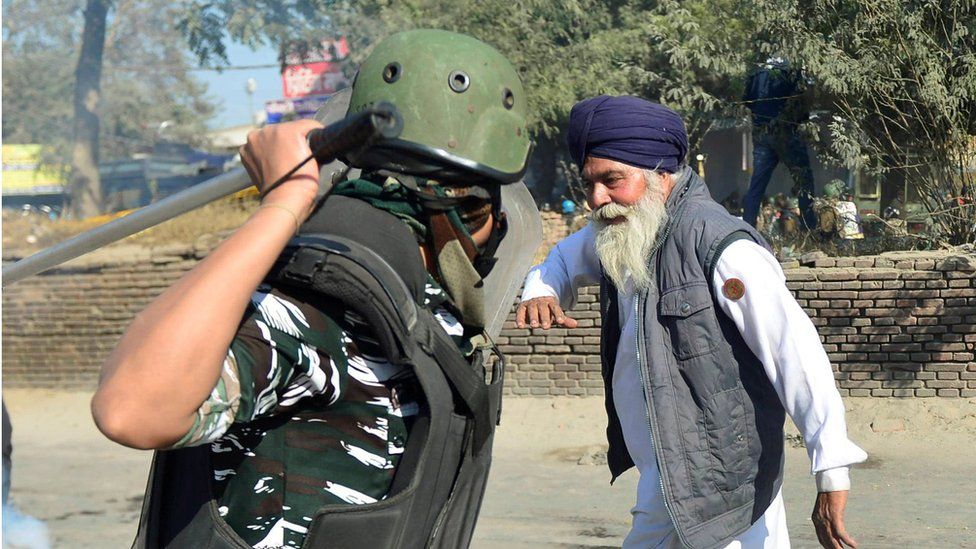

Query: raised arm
[516,223,601,330]
[91,119,322,449]
[711,239,867,549]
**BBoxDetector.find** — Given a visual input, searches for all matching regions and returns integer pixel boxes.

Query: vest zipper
[634,293,689,547]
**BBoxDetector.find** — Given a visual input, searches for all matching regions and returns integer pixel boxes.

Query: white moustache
[591,202,637,223]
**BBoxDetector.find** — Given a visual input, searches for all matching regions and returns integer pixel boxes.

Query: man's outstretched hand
[812,490,857,549]
[515,297,578,329]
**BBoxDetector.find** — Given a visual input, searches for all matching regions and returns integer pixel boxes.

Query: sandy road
[3,390,975,548]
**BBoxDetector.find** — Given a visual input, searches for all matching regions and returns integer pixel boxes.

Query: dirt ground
[2,390,974,548]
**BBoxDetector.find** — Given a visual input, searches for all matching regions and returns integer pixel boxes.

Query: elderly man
[517,96,866,549]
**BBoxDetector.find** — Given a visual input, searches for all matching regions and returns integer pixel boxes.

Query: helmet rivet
[448,70,470,93]
[516,127,522,137]
[503,88,515,109]
[467,105,475,114]
[383,62,401,83]
[448,139,458,148]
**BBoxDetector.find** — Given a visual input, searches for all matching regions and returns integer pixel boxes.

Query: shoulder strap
[269,219,493,452]
[414,312,492,454]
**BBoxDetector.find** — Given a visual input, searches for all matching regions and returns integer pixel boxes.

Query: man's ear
[661,172,677,197]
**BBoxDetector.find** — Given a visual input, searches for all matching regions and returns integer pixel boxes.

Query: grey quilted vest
[600,167,786,549]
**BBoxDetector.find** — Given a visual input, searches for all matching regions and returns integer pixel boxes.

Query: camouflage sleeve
[170,286,349,448]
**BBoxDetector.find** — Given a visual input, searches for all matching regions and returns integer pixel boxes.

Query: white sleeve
[521,223,602,310]
[711,239,868,491]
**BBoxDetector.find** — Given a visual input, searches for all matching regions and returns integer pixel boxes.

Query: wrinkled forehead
[580,156,643,184]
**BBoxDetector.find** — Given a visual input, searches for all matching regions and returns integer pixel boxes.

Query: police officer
[92,29,531,548]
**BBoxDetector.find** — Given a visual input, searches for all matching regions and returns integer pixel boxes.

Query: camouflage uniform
[171,277,464,548]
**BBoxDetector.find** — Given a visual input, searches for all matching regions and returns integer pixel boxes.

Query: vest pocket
[659,284,718,360]
[703,388,753,493]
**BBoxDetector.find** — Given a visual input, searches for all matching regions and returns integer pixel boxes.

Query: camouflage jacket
[170,278,465,548]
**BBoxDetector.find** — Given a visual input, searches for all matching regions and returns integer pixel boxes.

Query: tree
[70,0,110,218]
[7,0,339,218]
[332,0,756,147]
[3,0,217,214]
[328,0,759,204]
[751,0,976,245]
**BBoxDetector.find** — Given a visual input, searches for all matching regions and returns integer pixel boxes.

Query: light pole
[245,78,257,126]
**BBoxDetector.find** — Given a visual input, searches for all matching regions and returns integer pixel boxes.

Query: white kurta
[521,224,867,548]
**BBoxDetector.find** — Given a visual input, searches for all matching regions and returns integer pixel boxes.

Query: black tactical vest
[132,196,504,548]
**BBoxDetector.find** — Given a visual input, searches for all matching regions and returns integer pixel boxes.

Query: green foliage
[753,0,976,244]
[177,0,339,66]
[331,0,758,148]
[329,0,973,242]
[2,0,216,162]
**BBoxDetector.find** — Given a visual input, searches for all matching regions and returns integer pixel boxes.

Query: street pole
[246,78,257,126]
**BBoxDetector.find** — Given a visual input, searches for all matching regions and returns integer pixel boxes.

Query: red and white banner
[282,63,348,98]
[280,37,350,98]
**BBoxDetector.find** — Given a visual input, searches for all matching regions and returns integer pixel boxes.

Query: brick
[858,270,900,280]
[841,343,881,352]
[882,380,923,389]
[839,363,882,372]
[907,325,948,334]
[902,271,941,280]
[858,290,899,299]
[925,342,966,352]
[926,363,967,372]
[925,379,967,389]
[820,290,859,299]
[915,389,937,397]
[820,308,859,317]
[821,327,857,335]
[942,288,976,297]
[862,326,901,335]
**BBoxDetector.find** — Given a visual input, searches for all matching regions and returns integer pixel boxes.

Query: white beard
[590,173,669,292]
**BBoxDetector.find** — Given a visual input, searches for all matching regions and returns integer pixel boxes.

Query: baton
[2,103,403,287]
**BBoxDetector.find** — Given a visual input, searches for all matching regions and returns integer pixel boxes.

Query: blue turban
[567,95,688,174]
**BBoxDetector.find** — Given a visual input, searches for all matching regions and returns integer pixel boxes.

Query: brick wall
[3,239,974,396]
[497,251,976,398]
[2,245,206,388]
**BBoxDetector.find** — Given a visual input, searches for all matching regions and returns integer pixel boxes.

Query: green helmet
[348,29,531,185]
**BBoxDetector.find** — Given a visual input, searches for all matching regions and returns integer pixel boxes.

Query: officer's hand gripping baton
[1,103,403,287]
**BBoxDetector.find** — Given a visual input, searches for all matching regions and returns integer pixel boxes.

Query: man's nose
[587,183,611,209]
